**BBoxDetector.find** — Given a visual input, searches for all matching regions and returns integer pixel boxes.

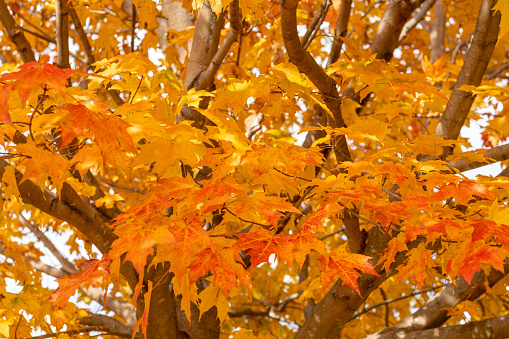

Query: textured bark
[450,143,509,172]
[136,264,178,339]
[183,2,223,91]
[366,267,507,338]
[368,314,509,339]
[0,0,35,63]
[0,160,139,291]
[371,0,426,61]
[156,0,194,60]
[178,1,223,125]
[195,0,242,91]
[435,0,500,147]
[294,228,398,339]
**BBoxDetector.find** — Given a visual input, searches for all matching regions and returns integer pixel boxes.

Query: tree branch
[398,0,437,43]
[79,314,139,338]
[328,0,352,65]
[0,160,139,290]
[195,0,242,91]
[68,3,94,66]
[368,265,507,338]
[450,143,509,172]
[371,0,426,61]
[18,214,77,275]
[429,0,444,63]
[56,0,70,69]
[435,0,501,151]
[0,0,35,63]
[301,0,331,50]
[367,313,509,339]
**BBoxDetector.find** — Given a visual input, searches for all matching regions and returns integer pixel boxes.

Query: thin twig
[339,203,403,233]
[301,0,330,48]
[303,0,331,50]
[346,1,381,38]
[276,185,317,234]
[129,76,144,103]
[348,284,446,321]
[398,0,437,43]
[224,207,272,229]
[96,175,146,195]
[18,214,77,274]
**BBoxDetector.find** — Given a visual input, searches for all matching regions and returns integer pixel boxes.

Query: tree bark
[0,0,35,63]
[371,0,426,61]
[435,0,500,149]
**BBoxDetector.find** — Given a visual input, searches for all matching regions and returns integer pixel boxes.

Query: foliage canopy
[1,0,509,338]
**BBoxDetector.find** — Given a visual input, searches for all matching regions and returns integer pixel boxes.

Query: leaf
[494,1,509,40]
[317,244,379,295]
[395,243,436,289]
[132,280,153,339]
[50,259,110,309]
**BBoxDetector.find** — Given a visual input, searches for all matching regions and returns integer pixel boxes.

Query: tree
[0,0,509,337]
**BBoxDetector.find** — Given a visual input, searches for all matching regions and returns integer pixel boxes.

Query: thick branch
[0,0,35,63]
[369,314,509,339]
[294,228,395,339]
[0,160,138,290]
[368,265,507,338]
[429,0,445,63]
[371,0,426,61]
[178,1,223,125]
[56,0,70,69]
[195,0,242,91]
[450,143,509,172]
[79,315,138,338]
[328,0,352,66]
[435,0,500,146]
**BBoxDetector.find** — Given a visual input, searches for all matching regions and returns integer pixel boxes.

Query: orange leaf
[317,244,379,295]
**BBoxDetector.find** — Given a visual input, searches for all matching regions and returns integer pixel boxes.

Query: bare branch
[18,214,77,275]
[369,266,507,338]
[328,0,353,66]
[301,0,331,50]
[486,62,509,80]
[398,0,437,44]
[367,313,509,339]
[131,2,136,52]
[26,257,67,278]
[350,284,446,321]
[429,0,445,63]
[195,0,242,91]
[79,314,138,338]
[450,143,509,172]
[0,0,35,62]
[371,0,426,61]
[435,0,501,150]
[68,3,95,66]
[0,160,139,290]
[56,0,70,69]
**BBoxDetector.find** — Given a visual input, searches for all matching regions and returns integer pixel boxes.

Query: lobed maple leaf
[317,244,379,296]
[49,259,110,309]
